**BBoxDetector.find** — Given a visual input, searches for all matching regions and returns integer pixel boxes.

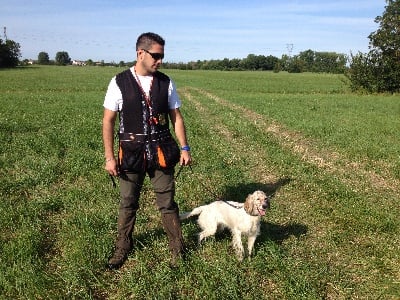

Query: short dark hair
[136,32,165,51]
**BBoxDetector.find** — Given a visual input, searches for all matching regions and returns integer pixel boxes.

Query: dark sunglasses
[142,49,164,60]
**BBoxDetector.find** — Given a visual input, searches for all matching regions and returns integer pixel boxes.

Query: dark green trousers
[119,167,178,213]
[115,168,178,249]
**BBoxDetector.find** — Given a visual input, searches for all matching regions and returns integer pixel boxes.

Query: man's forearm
[170,108,188,147]
[103,124,115,159]
[102,111,117,160]
[175,120,188,147]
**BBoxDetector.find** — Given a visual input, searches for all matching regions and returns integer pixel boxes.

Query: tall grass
[0,66,399,299]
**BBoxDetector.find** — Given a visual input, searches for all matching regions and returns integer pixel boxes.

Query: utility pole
[286,43,293,58]
[3,26,7,40]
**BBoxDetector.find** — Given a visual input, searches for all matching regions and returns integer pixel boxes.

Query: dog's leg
[199,230,215,245]
[247,222,261,259]
[247,234,257,259]
[198,226,217,243]
[231,229,244,261]
[197,213,218,244]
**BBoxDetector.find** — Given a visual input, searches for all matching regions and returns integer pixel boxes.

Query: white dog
[180,190,270,261]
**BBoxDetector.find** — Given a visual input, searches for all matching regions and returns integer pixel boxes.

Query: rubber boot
[108,209,136,270]
[161,212,185,267]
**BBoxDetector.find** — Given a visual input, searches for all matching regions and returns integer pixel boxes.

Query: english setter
[180,190,270,261]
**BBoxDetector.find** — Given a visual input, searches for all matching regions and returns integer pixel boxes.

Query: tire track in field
[179,88,279,185]
[184,87,399,194]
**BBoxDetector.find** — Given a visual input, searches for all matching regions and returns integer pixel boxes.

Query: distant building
[72,60,86,66]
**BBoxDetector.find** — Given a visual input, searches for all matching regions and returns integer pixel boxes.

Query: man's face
[138,43,164,75]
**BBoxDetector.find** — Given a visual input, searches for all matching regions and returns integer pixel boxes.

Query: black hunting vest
[116,69,170,134]
[115,69,180,172]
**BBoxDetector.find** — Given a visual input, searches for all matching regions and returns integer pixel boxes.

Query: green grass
[1,66,399,299]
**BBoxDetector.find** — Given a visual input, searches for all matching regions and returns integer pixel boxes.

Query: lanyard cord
[133,68,157,165]
[133,68,158,125]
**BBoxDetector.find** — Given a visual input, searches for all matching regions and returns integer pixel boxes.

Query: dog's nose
[262,202,270,210]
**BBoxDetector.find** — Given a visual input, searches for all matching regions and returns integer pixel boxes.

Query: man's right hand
[105,158,118,176]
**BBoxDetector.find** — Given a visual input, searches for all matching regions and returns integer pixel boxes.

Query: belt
[118,133,146,142]
[119,130,172,142]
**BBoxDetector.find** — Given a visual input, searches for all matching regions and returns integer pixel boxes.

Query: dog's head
[243,190,270,216]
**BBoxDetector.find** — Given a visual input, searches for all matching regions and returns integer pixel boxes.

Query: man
[103,32,191,269]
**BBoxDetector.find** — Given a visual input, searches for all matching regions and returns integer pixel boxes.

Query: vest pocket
[154,138,180,169]
[118,141,146,172]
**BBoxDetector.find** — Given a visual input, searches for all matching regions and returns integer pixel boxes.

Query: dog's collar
[223,200,243,210]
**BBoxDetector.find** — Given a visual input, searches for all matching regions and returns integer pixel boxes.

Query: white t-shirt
[103,67,181,112]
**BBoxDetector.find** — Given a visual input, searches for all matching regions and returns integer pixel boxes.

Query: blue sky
[1,0,386,62]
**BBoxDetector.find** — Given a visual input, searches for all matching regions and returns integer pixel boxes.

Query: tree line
[22,48,348,74]
[161,51,347,74]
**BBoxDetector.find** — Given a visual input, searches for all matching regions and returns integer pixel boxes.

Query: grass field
[0,66,399,299]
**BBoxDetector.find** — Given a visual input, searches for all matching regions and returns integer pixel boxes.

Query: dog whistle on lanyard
[158,113,167,126]
[151,113,167,126]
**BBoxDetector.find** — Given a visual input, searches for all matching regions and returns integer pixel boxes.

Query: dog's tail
[179,206,204,220]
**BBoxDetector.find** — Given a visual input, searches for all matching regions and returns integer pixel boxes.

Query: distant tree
[298,49,315,71]
[21,58,30,66]
[296,50,347,73]
[264,55,280,70]
[241,54,258,70]
[229,58,241,70]
[280,54,291,71]
[314,52,347,73]
[55,51,71,65]
[347,0,400,92]
[219,58,231,70]
[287,57,304,73]
[38,51,50,64]
[240,54,279,70]
[273,61,282,73]
[0,38,21,68]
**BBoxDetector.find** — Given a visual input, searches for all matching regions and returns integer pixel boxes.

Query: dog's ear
[243,194,253,215]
